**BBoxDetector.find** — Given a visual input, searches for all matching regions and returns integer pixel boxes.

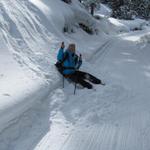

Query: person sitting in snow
[55,42,104,89]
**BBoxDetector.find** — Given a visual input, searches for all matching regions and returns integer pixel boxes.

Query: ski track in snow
[32,33,150,150]
[0,0,59,79]
[2,33,149,150]
[86,40,112,63]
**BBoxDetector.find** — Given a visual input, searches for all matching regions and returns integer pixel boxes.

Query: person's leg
[55,62,64,75]
[75,71,86,77]
[69,72,93,89]
[77,78,93,89]
[75,71,102,84]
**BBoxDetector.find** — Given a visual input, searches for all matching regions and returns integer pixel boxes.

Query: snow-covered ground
[32,30,150,150]
[1,0,150,150]
[95,4,149,34]
[95,3,112,17]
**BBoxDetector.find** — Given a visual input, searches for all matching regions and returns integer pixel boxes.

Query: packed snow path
[17,32,150,150]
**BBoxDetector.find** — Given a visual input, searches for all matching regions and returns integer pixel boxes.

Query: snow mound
[139,33,150,44]
[96,3,112,17]
[98,16,149,34]
[108,18,149,33]
[0,0,107,149]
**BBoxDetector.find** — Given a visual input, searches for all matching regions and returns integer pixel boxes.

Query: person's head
[68,43,76,53]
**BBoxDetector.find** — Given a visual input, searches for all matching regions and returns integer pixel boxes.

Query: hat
[68,44,76,53]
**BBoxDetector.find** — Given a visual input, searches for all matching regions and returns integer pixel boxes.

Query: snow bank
[96,15,149,34]
[107,18,148,33]
[95,3,112,17]
[139,33,150,44]
[33,30,150,150]
[0,0,62,131]
[0,0,107,149]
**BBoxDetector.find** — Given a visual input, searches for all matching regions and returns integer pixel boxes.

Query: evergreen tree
[102,0,150,19]
[82,0,101,16]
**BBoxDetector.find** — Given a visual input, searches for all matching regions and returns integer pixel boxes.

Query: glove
[61,42,65,49]
[55,62,62,68]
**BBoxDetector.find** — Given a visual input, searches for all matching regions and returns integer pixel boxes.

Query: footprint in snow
[44,74,51,79]
[0,74,4,78]
[3,93,11,97]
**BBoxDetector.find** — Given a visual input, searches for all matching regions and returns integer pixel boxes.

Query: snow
[96,3,112,17]
[33,32,150,150]
[95,11,149,34]
[103,18,149,34]
[1,0,150,150]
[139,32,150,44]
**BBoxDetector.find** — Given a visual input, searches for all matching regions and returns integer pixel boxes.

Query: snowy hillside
[0,0,106,149]
[1,0,150,150]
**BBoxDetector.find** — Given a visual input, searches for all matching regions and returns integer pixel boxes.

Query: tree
[81,0,101,16]
[102,0,150,19]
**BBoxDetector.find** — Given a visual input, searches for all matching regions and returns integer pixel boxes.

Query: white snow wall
[0,0,102,149]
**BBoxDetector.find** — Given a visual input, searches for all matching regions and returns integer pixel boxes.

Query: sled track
[58,109,150,150]
[86,40,112,63]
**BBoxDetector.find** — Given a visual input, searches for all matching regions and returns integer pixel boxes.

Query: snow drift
[0,0,106,149]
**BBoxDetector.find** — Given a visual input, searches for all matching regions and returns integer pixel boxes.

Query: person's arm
[57,42,65,62]
[57,48,63,62]
[61,51,69,64]
[61,42,65,49]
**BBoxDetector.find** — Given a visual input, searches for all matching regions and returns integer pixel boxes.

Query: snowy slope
[1,0,150,150]
[94,3,149,35]
[33,29,150,150]
[0,0,107,149]
[0,0,60,134]
[95,3,112,17]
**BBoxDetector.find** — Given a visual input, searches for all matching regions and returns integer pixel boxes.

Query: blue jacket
[63,50,82,75]
[57,48,64,62]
